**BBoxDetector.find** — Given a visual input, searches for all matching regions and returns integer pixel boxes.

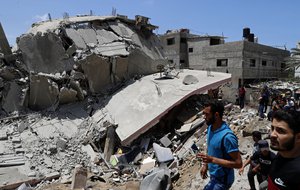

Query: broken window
[281,62,286,68]
[167,38,175,45]
[262,60,267,66]
[250,59,256,67]
[216,59,228,67]
[188,48,193,53]
[168,60,174,63]
[180,60,185,64]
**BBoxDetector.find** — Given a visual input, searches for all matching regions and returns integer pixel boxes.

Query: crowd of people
[196,99,300,190]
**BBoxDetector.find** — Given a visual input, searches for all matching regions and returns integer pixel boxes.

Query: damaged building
[159,28,291,88]
[0,14,167,114]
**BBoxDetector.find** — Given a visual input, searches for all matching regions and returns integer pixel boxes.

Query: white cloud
[34,13,49,22]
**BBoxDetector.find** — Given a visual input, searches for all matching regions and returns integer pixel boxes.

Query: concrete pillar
[103,125,116,162]
[0,22,12,56]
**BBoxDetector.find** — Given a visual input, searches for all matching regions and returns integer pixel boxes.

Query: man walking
[197,100,242,190]
[238,131,262,190]
[240,140,275,190]
[268,110,300,189]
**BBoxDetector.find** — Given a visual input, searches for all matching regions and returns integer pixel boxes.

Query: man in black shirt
[268,110,300,189]
[239,139,275,190]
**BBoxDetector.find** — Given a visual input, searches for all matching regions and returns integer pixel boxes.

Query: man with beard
[197,100,242,190]
[268,110,300,189]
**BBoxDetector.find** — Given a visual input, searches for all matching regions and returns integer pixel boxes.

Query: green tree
[285,48,300,70]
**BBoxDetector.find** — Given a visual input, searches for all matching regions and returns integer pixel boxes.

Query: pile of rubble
[0,13,276,190]
[0,14,167,114]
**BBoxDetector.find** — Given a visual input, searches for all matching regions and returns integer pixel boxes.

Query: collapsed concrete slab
[18,32,75,74]
[11,14,167,110]
[98,69,231,145]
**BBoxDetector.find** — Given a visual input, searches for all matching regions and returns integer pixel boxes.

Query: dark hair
[272,110,300,134]
[252,131,262,140]
[204,100,224,118]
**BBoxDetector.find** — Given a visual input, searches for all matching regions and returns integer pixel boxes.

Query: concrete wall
[187,40,290,88]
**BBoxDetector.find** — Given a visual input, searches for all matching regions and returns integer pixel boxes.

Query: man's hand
[197,152,213,163]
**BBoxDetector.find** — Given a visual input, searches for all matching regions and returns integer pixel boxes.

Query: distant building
[159,28,290,88]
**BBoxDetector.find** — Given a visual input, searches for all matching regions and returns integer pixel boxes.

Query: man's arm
[198,151,242,169]
[239,158,251,175]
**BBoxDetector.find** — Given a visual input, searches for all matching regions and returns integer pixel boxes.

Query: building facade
[159,29,290,88]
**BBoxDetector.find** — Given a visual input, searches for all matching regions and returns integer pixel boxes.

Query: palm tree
[285,47,300,70]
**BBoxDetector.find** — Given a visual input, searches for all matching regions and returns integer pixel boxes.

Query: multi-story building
[159,28,290,88]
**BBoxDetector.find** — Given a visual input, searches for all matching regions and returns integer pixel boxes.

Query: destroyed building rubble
[0,14,280,190]
[0,14,167,113]
[0,67,233,189]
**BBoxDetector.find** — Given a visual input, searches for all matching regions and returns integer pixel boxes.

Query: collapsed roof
[0,15,167,113]
[92,69,231,145]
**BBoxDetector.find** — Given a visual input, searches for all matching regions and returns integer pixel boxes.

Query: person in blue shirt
[197,100,242,190]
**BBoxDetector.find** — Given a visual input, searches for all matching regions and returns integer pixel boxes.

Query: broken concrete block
[139,157,156,175]
[183,75,199,85]
[59,87,78,104]
[0,66,22,81]
[71,165,87,190]
[28,75,59,110]
[80,54,111,94]
[77,28,98,45]
[112,57,129,83]
[2,82,24,113]
[57,138,67,151]
[153,143,174,163]
[103,125,116,162]
[159,135,172,148]
[95,42,129,56]
[108,21,134,39]
[0,130,8,140]
[140,167,171,190]
[81,144,97,162]
[69,80,85,101]
[96,29,119,45]
[18,32,75,73]
[65,28,87,50]
[18,122,28,133]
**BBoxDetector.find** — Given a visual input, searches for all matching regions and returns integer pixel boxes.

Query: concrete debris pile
[0,14,167,114]
[0,94,272,190]
[0,68,234,189]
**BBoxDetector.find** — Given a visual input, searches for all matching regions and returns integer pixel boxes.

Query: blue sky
[0,0,299,50]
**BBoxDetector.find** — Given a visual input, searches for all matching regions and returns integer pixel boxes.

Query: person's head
[203,100,224,126]
[252,131,262,142]
[258,140,270,156]
[271,110,300,156]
